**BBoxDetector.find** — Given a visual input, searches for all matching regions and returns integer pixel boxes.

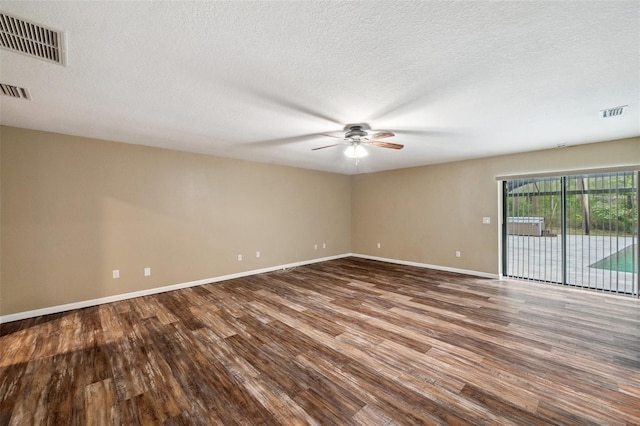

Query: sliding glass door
[503,171,638,296]
[504,177,563,283]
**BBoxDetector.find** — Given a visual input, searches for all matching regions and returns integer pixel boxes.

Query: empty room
[1,1,639,424]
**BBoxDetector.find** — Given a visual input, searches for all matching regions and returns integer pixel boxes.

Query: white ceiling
[1,1,639,175]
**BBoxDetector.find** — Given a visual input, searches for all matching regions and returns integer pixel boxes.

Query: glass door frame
[501,171,639,297]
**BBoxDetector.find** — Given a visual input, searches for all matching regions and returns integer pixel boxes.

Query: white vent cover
[0,12,66,65]
[600,106,627,118]
[0,83,31,100]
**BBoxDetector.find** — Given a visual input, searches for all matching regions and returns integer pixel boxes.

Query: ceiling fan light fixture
[344,144,368,159]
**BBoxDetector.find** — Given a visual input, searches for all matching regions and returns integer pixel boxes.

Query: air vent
[0,83,31,100]
[0,13,66,65]
[600,105,627,118]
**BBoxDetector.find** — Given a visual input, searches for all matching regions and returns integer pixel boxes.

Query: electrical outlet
[455,251,461,258]
[314,244,318,250]
[237,254,243,261]
[256,251,260,258]
[322,243,326,249]
[112,269,120,279]
[144,267,151,277]
[377,243,381,249]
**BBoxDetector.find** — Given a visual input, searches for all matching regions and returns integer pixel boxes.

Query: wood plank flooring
[1,257,640,425]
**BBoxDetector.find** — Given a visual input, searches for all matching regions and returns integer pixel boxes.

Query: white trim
[351,253,500,279]
[495,164,640,181]
[0,254,351,323]
[1,253,499,323]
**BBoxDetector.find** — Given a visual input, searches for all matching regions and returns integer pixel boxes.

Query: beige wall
[352,137,640,275]
[2,126,638,317]
[0,126,351,315]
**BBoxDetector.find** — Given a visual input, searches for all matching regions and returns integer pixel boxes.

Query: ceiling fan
[312,124,404,159]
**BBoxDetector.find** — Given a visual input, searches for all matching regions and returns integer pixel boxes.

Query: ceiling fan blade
[371,141,404,150]
[320,133,345,139]
[246,133,330,147]
[395,128,452,137]
[241,85,342,125]
[311,143,346,151]
[369,131,395,140]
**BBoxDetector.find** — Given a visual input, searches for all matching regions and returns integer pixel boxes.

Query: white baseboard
[0,253,351,324]
[351,253,500,279]
[1,253,498,323]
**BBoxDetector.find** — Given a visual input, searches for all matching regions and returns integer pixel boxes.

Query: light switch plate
[482,217,491,224]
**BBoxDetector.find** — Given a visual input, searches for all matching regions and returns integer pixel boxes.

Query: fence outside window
[502,171,638,296]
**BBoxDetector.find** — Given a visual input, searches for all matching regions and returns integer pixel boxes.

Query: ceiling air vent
[0,12,66,65]
[0,83,31,100]
[600,105,627,118]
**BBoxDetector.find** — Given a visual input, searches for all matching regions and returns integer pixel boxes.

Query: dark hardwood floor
[1,257,640,425]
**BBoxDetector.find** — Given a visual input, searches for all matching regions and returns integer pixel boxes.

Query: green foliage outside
[506,173,638,236]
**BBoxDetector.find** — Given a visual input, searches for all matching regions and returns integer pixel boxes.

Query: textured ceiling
[1,1,639,174]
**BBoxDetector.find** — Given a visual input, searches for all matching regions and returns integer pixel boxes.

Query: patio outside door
[503,171,638,296]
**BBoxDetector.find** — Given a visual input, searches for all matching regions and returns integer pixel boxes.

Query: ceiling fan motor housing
[345,126,368,140]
